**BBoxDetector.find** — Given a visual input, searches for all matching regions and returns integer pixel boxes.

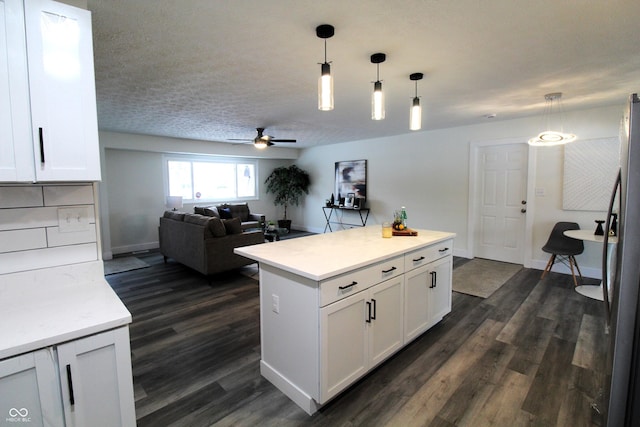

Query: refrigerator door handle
[602,168,621,329]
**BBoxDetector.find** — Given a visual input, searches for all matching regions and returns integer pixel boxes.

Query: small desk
[322,206,370,233]
[564,229,618,301]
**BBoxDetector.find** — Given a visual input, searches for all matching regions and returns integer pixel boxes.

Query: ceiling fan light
[410,97,422,131]
[318,62,333,111]
[254,139,268,149]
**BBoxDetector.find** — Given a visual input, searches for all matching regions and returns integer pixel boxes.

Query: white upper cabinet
[0,0,101,182]
[0,0,34,181]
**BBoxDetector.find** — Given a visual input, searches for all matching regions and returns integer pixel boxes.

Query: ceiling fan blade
[270,139,297,143]
[228,138,252,141]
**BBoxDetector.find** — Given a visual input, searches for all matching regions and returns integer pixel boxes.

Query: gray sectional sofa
[159,210,264,276]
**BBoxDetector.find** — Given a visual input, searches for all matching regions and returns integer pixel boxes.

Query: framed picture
[335,160,367,204]
[345,192,355,208]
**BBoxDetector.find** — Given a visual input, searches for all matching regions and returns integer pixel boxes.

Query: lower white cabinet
[320,275,404,402]
[404,256,452,343]
[0,327,135,427]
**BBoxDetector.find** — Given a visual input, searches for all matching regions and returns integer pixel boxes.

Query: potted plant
[265,165,311,232]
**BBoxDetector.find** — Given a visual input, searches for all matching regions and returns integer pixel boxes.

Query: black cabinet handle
[339,281,357,290]
[66,364,75,405]
[382,266,397,274]
[366,301,372,323]
[371,298,376,320]
[413,256,425,262]
[438,247,449,253]
[38,128,45,164]
[430,271,437,288]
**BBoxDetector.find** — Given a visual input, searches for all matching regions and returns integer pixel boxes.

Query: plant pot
[278,219,292,232]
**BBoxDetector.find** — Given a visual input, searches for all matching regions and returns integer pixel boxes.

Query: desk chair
[541,222,584,287]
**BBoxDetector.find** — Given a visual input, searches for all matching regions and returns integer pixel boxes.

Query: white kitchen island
[235,226,455,414]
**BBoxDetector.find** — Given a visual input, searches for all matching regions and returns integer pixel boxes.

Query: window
[165,156,257,203]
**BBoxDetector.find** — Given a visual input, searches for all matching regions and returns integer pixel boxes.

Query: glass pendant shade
[254,139,268,149]
[410,97,421,130]
[372,81,384,120]
[318,62,333,111]
[316,24,335,111]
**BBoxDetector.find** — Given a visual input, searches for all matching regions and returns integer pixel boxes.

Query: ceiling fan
[228,127,297,149]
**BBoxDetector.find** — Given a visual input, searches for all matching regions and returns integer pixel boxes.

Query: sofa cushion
[222,217,242,234]
[163,210,185,221]
[219,207,233,219]
[193,206,206,215]
[208,217,226,237]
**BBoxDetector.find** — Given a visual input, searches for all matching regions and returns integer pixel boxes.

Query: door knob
[521,200,527,205]
[521,208,527,213]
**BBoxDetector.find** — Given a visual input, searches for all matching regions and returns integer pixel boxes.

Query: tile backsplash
[0,184,98,275]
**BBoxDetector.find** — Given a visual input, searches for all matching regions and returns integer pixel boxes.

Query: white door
[474,144,528,263]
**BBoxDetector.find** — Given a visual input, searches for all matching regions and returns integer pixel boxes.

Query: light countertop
[235,226,455,281]
[0,261,131,360]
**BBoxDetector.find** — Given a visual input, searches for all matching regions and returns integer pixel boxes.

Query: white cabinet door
[56,327,136,427]
[428,256,452,327]
[320,291,368,404]
[369,275,404,367]
[320,276,404,404]
[0,348,64,427]
[23,0,100,181]
[0,0,34,182]
[404,263,430,343]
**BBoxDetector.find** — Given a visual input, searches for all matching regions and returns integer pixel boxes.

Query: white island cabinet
[235,226,455,414]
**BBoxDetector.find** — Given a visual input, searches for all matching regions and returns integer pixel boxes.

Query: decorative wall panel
[563,137,619,211]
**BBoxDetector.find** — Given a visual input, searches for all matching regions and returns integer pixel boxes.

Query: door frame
[467,138,537,268]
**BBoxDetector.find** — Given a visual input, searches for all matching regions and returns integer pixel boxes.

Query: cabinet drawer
[319,256,404,307]
[404,239,453,271]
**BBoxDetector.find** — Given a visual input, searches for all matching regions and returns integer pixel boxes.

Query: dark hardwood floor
[106,253,607,426]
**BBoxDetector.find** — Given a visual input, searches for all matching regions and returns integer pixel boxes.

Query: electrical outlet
[272,294,280,314]
[57,207,90,233]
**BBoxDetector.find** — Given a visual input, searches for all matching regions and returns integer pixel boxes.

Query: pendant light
[528,92,577,146]
[409,73,423,131]
[370,53,386,120]
[316,24,334,111]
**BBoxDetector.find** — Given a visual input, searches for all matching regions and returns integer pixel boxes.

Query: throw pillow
[208,217,226,237]
[203,207,219,218]
[163,211,185,221]
[222,217,242,234]
[219,207,233,219]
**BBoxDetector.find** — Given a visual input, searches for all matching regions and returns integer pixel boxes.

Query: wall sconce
[316,24,335,111]
[166,196,183,211]
[528,92,577,146]
[370,53,386,120]
[409,73,423,131]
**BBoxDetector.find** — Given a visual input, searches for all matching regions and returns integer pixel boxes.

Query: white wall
[99,104,624,277]
[295,103,624,277]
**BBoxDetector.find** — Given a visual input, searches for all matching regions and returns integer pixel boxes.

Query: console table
[322,206,370,232]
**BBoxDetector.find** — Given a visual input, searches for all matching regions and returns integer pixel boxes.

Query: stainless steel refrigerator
[602,93,640,425]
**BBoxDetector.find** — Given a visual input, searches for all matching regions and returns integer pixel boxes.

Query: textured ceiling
[87,0,640,149]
